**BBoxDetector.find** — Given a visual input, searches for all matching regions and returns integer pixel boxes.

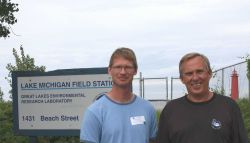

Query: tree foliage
[0,0,19,38]
[0,101,28,142]
[240,54,250,80]
[6,45,46,98]
[0,46,46,142]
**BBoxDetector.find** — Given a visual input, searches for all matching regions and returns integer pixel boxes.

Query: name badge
[130,116,145,125]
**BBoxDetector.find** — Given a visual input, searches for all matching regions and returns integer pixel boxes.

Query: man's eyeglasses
[111,65,135,73]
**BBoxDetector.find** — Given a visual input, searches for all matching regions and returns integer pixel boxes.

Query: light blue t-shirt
[80,94,157,143]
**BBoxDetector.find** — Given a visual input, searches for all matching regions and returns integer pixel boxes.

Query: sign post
[12,68,112,136]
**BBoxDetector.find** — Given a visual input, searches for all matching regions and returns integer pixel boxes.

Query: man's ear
[133,69,137,76]
[180,76,185,84]
[208,70,212,79]
[108,67,111,75]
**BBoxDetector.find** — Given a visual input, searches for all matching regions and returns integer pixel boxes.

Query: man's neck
[187,91,214,103]
[107,87,134,103]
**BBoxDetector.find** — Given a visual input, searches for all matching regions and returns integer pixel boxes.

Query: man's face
[180,56,212,96]
[108,57,137,88]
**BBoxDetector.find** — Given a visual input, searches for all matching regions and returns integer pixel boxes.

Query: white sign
[17,74,112,130]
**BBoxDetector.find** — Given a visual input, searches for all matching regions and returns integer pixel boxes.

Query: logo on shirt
[211,118,221,130]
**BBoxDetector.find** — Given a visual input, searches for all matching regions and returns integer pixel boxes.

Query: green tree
[0,46,46,143]
[0,101,28,142]
[6,45,46,98]
[0,0,19,38]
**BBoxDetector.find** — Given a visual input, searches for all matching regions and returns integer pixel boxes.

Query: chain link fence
[133,61,250,102]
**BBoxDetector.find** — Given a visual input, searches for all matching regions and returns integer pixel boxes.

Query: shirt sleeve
[149,108,158,141]
[231,101,249,143]
[156,106,170,143]
[80,109,101,143]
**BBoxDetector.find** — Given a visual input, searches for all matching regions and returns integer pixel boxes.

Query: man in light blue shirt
[80,47,157,143]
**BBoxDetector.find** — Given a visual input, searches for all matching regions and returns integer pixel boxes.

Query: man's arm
[80,109,101,143]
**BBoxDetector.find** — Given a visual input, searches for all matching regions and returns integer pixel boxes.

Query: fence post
[139,72,142,98]
[221,69,225,95]
[142,77,145,99]
[166,77,168,100]
[171,77,173,100]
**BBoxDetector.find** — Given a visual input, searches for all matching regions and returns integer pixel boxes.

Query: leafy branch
[0,0,19,38]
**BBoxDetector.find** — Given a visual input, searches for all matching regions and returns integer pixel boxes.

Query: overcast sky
[0,0,250,100]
